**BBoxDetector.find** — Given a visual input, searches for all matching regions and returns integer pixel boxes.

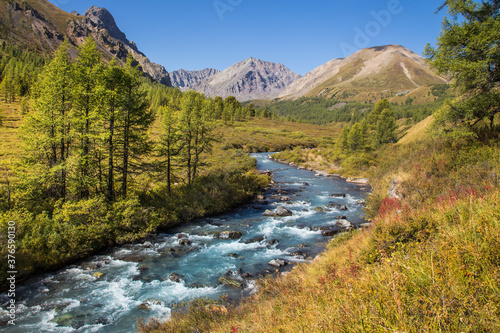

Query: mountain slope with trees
[0,0,172,85]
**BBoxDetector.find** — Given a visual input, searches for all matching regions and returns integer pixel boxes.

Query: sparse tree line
[0,41,46,106]
[336,98,397,154]
[15,38,223,208]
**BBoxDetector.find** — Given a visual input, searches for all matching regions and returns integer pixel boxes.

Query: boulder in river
[330,193,346,198]
[269,259,287,267]
[263,209,275,216]
[322,229,343,237]
[179,238,192,246]
[339,205,348,211]
[138,299,162,311]
[50,314,74,327]
[220,231,243,239]
[219,276,245,288]
[275,206,293,216]
[314,206,325,212]
[263,206,293,217]
[244,235,265,244]
[169,272,184,283]
[265,239,280,247]
[335,219,353,229]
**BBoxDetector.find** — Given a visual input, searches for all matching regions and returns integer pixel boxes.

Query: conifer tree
[22,42,74,201]
[102,58,125,202]
[425,0,500,128]
[72,37,106,198]
[158,102,181,193]
[347,122,366,152]
[336,126,350,152]
[117,55,154,198]
[375,109,397,145]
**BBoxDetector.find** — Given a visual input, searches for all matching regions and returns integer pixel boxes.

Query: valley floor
[138,118,500,332]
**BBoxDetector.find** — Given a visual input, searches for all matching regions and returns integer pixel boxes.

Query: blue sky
[48,0,446,76]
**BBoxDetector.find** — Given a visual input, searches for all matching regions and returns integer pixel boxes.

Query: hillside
[194,57,302,101]
[0,0,171,85]
[279,45,447,103]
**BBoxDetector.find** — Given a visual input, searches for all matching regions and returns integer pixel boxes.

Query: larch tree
[72,37,106,198]
[22,42,74,201]
[117,55,154,198]
[425,0,500,129]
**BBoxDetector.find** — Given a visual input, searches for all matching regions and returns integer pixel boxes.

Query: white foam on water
[148,302,172,319]
[245,279,258,294]
[201,240,265,256]
[258,219,286,237]
[292,209,315,219]
[42,275,58,284]
[156,281,224,303]
[64,267,93,281]
[190,234,215,242]
[201,223,221,230]
[251,248,285,260]
[281,225,321,238]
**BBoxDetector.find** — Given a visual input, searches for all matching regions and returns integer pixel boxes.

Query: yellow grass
[397,115,434,145]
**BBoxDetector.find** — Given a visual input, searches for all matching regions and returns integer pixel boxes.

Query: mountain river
[0,153,369,332]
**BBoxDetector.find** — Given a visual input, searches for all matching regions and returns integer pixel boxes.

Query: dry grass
[397,115,434,145]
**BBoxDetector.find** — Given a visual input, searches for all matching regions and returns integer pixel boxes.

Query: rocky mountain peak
[193,58,301,101]
[84,6,128,46]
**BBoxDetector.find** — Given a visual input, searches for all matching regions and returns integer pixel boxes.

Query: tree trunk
[107,110,115,201]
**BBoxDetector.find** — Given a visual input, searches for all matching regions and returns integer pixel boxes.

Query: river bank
[0,153,369,332]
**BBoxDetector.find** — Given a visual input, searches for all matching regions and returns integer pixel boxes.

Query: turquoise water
[0,153,368,332]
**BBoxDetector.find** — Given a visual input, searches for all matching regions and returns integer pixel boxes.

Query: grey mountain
[170,68,220,91]
[193,57,301,101]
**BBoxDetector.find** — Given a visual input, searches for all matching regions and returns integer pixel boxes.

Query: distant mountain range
[170,45,447,103]
[1,1,447,103]
[0,0,172,85]
[173,58,302,101]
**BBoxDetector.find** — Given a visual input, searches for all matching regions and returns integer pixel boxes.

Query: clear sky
[47,0,446,76]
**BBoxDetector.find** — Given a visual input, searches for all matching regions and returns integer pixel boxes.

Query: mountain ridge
[279,44,447,102]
